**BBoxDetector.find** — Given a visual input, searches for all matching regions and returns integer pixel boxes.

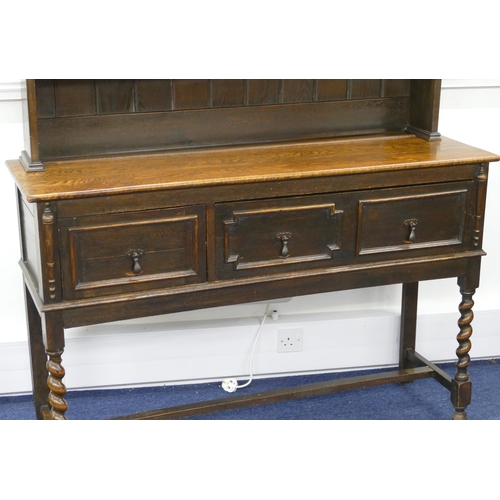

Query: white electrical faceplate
[277,328,303,353]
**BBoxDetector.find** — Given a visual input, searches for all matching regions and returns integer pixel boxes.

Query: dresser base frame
[24,254,481,421]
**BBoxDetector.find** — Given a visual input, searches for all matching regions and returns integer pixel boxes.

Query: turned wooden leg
[24,283,50,420]
[451,289,474,420]
[46,349,68,420]
[42,312,68,420]
[399,282,419,370]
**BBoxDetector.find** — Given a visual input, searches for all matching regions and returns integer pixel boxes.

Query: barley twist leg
[46,349,68,420]
[451,290,474,420]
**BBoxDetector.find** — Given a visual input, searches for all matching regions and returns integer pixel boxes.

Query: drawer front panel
[215,196,346,279]
[357,183,472,256]
[60,206,206,298]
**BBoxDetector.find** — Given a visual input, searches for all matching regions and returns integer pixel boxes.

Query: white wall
[1,80,499,395]
[0,82,27,343]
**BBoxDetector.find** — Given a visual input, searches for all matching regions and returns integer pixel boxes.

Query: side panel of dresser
[17,190,62,305]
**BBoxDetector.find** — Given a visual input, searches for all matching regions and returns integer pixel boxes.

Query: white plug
[221,378,238,393]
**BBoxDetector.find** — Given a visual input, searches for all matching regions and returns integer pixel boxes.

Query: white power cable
[221,306,271,393]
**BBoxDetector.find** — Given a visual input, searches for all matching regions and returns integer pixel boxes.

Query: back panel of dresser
[25,79,440,163]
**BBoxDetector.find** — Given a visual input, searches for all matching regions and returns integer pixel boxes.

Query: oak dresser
[6,79,499,419]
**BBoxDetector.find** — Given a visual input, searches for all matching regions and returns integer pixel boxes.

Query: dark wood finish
[349,79,382,99]
[356,182,470,255]
[399,282,419,370]
[20,79,442,165]
[211,80,246,107]
[406,348,452,389]
[172,79,209,110]
[452,288,474,420]
[95,80,135,114]
[6,79,500,420]
[451,256,481,419]
[406,79,442,141]
[382,80,411,98]
[215,195,344,279]
[473,163,489,248]
[58,205,206,299]
[282,79,315,103]
[31,79,411,116]
[35,79,56,118]
[316,80,348,101]
[41,310,67,420]
[30,252,482,329]
[38,202,62,303]
[54,80,96,117]
[114,366,436,420]
[247,79,281,105]
[135,79,173,112]
[35,98,410,160]
[24,284,49,420]
[20,80,43,171]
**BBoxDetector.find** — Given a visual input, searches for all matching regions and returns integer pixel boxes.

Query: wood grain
[317,80,348,101]
[349,80,382,99]
[135,80,172,112]
[7,136,499,202]
[27,80,442,162]
[96,80,135,114]
[211,80,245,107]
[55,80,96,117]
[35,97,410,159]
[35,80,56,118]
[282,79,315,103]
[382,79,411,97]
[247,79,281,105]
[12,79,498,421]
[113,366,436,420]
[57,251,478,327]
[172,79,209,110]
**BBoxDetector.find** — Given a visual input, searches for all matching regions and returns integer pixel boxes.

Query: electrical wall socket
[277,328,303,353]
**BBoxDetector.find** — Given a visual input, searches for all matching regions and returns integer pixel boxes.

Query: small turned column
[46,349,68,420]
[451,290,474,420]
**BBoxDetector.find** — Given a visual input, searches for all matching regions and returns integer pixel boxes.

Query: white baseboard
[1,309,499,396]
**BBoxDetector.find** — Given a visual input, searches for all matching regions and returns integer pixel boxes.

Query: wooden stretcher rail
[112,366,436,420]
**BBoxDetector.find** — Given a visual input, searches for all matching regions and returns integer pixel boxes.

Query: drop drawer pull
[277,233,292,258]
[126,249,145,275]
[404,219,418,243]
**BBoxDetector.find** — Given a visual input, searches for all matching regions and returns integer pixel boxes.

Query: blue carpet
[1,359,498,420]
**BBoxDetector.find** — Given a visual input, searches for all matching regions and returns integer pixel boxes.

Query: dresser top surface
[7,134,499,202]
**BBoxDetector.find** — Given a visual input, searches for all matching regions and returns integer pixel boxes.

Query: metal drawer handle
[404,219,418,243]
[277,232,292,258]
[126,249,144,275]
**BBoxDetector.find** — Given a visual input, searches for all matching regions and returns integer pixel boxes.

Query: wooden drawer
[59,205,206,299]
[215,195,347,279]
[215,181,474,280]
[357,182,473,256]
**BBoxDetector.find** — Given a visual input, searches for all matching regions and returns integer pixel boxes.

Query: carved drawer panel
[357,182,473,256]
[215,195,346,279]
[59,205,206,299]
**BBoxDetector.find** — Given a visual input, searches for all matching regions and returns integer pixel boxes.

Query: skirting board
[1,309,499,396]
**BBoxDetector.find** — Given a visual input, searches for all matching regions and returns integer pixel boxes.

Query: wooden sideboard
[6,79,499,419]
